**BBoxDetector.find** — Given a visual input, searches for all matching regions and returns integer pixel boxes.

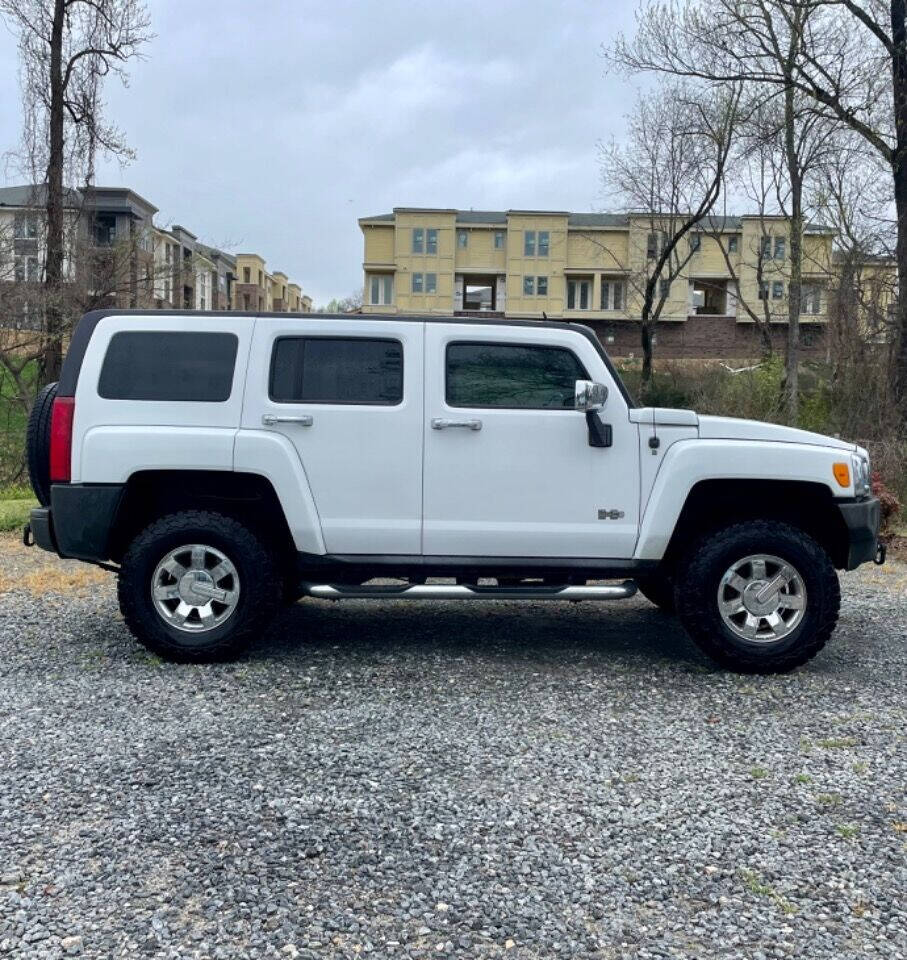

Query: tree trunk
[782,76,803,425]
[42,0,66,385]
[890,0,907,416]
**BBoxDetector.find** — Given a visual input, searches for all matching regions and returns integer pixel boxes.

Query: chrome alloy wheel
[717,554,807,643]
[151,544,240,633]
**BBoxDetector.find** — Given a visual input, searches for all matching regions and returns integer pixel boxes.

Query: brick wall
[586,315,828,360]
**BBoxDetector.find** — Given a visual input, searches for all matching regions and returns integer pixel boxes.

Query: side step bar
[301,581,638,602]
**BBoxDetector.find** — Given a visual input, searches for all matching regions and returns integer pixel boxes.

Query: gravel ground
[1,535,905,959]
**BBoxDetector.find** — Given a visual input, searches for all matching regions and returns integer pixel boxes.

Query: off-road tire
[675,520,840,673]
[26,382,58,506]
[118,510,281,662]
[637,571,675,613]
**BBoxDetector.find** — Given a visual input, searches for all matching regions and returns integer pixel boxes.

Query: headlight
[851,452,871,497]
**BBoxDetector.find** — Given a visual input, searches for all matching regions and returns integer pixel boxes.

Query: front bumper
[838,496,882,570]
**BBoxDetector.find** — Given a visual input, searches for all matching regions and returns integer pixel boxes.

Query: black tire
[26,382,58,506]
[118,510,282,662]
[675,520,840,673]
[637,571,675,613]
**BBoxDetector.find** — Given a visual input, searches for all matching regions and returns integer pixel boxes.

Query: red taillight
[49,396,75,484]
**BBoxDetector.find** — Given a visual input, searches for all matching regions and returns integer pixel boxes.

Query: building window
[524,231,536,256]
[412,272,424,293]
[494,231,505,249]
[774,236,786,260]
[14,256,41,282]
[259,270,264,286]
[94,213,117,247]
[759,281,769,300]
[567,278,591,310]
[369,274,394,305]
[536,276,548,296]
[13,213,39,240]
[689,233,701,251]
[802,284,822,315]
[426,273,437,294]
[761,235,772,260]
[457,230,468,249]
[728,235,738,253]
[601,279,625,311]
[659,278,671,299]
[243,267,251,284]
[647,233,659,259]
[446,342,588,410]
[523,276,535,296]
[426,229,438,255]
[538,231,549,256]
[772,281,784,299]
[412,228,424,253]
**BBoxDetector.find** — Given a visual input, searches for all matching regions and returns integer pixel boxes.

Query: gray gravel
[0,564,906,959]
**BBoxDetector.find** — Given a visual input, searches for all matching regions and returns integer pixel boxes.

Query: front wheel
[118,511,282,662]
[675,521,840,673]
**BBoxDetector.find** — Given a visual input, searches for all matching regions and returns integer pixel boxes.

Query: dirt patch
[0,532,112,596]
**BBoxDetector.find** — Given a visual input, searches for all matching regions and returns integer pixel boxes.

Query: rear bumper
[838,496,882,570]
[28,507,57,553]
[29,484,124,563]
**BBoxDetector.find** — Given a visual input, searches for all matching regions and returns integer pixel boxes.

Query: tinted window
[98,331,238,401]
[270,337,403,405]
[446,342,587,409]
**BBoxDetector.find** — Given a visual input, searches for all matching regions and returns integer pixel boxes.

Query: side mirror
[575,380,608,412]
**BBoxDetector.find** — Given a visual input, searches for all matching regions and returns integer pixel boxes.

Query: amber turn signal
[833,462,851,487]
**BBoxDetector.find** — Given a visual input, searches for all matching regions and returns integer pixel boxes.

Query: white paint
[242,316,424,554]
[421,322,640,558]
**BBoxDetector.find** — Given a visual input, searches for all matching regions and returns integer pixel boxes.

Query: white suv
[25,309,883,672]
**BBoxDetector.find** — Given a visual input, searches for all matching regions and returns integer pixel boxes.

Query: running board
[301,581,638,601]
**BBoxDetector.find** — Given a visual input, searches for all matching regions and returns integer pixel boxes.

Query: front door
[421,323,640,558]
[244,317,424,554]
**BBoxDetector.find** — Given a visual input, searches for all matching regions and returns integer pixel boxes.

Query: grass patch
[836,825,860,840]
[816,737,858,749]
[749,767,770,780]
[739,869,798,914]
[793,773,812,785]
[0,496,36,533]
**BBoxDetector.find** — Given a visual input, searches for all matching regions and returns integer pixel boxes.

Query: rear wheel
[118,510,281,662]
[675,521,840,673]
[26,381,58,506]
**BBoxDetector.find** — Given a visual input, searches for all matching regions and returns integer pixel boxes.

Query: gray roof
[196,243,236,268]
[360,207,833,233]
[0,184,82,209]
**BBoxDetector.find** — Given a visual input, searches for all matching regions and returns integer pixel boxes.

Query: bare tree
[598,81,739,386]
[1,0,152,382]
[608,0,907,418]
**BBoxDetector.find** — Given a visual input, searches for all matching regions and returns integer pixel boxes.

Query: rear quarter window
[97,331,239,402]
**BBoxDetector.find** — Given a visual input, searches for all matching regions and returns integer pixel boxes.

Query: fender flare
[635,439,849,560]
[233,430,325,555]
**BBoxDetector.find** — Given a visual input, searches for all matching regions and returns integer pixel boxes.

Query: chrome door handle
[262,414,313,427]
[431,418,482,431]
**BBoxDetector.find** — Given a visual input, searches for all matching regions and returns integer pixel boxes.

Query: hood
[697,415,856,451]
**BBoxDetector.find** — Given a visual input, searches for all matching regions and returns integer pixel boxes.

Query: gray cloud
[0,0,640,304]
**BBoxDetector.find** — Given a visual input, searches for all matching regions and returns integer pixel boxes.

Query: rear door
[421,323,640,558]
[243,318,424,555]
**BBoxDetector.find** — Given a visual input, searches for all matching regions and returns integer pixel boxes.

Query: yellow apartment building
[359,207,851,358]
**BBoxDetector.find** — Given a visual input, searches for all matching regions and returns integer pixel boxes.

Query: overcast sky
[0,1,641,305]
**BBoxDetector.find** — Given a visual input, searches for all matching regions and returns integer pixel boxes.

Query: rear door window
[97,331,238,401]
[270,337,403,405]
